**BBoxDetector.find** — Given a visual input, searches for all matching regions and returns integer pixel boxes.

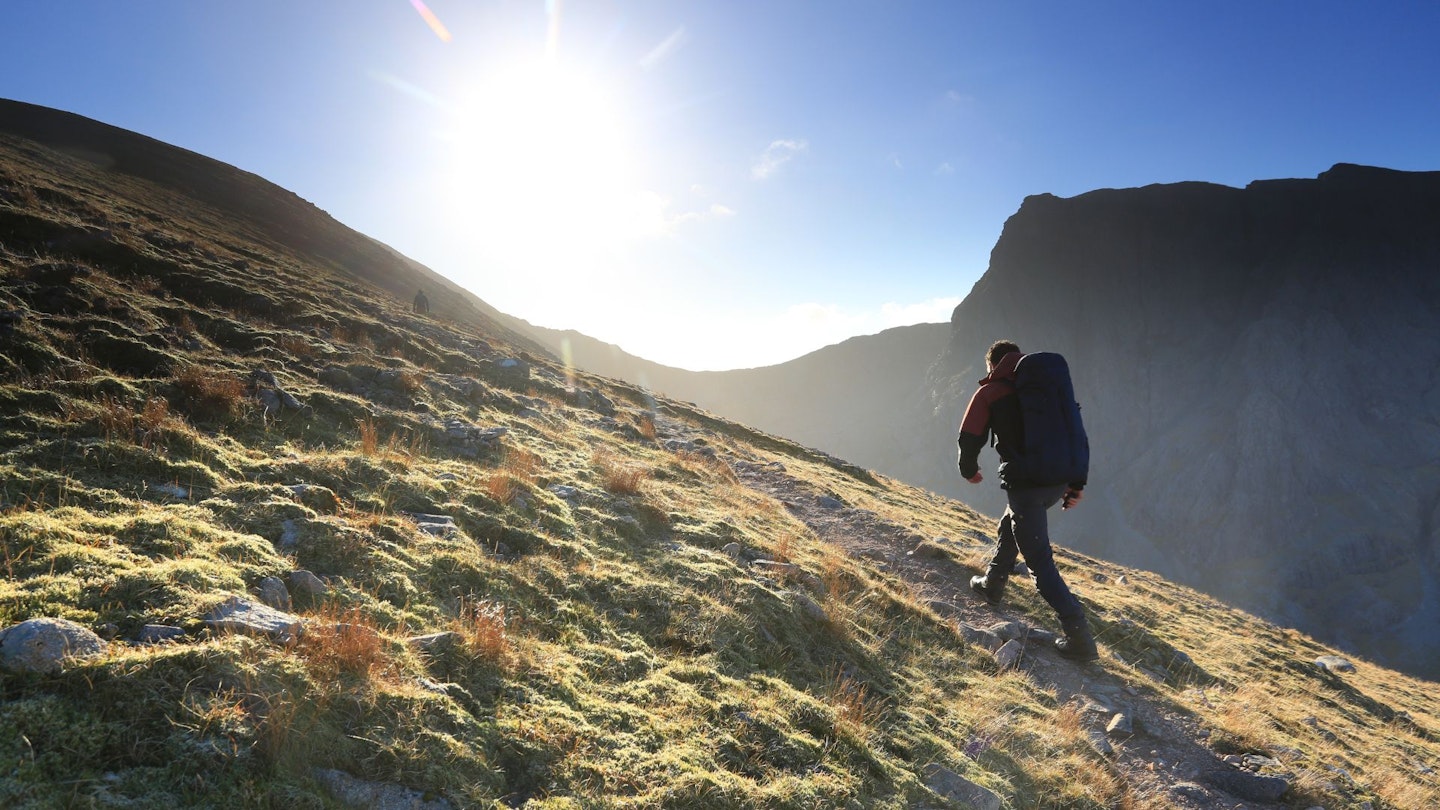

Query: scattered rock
[816,496,845,509]
[663,438,717,459]
[483,357,530,389]
[925,599,961,617]
[255,388,282,414]
[788,591,828,622]
[289,567,329,599]
[549,484,580,501]
[570,387,615,415]
[722,542,744,560]
[318,365,361,392]
[408,513,457,537]
[1106,713,1133,736]
[434,420,506,459]
[137,624,187,645]
[1169,782,1211,802]
[985,621,1030,641]
[407,631,462,656]
[312,768,453,810]
[203,596,302,641]
[958,623,1004,652]
[250,369,307,415]
[1204,767,1290,803]
[255,576,292,611]
[279,518,303,550]
[993,639,1024,670]
[1086,729,1115,757]
[0,618,107,674]
[1314,655,1355,673]
[921,764,1001,810]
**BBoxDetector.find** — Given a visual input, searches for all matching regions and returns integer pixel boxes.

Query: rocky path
[653,406,1296,809]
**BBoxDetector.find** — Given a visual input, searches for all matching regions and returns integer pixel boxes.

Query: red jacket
[956,351,1024,482]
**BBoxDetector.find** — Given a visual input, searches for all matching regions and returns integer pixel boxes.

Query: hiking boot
[969,567,1008,605]
[1055,616,1099,662]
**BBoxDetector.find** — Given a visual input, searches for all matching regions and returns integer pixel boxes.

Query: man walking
[958,339,1098,661]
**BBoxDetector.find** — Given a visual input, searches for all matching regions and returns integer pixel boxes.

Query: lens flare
[410,0,452,42]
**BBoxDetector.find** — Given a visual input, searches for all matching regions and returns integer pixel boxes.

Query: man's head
[986,339,1020,370]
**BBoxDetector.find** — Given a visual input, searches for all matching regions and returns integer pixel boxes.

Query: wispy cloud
[672,203,736,225]
[934,161,955,176]
[751,139,809,180]
[640,27,687,70]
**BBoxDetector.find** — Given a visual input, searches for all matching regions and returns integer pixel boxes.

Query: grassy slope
[0,129,1436,810]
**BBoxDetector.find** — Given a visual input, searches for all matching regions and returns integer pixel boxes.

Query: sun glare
[445,61,663,283]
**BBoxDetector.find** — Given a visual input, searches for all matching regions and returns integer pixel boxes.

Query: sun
[443,60,664,278]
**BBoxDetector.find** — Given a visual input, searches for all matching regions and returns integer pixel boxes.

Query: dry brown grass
[95,394,180,447]
[636,414,657,441]
[1211,682,1281,752]
[275,333,317,359]
[296,605,391,681]
[174,365,247,421]
[594,448,648,495]
[503,445,541,482]
[823,665,886,733]
[451,597,517,672]
[481,473,520,505]
[358,416,380,455]
[769,531,798,565]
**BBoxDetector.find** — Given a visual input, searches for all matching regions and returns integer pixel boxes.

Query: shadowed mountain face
[492,164,1440,681]
[908,166,1440,680]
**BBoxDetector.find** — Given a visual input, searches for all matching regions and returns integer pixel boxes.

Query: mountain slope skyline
[9,3,1440,370]
[2,98,1439,808]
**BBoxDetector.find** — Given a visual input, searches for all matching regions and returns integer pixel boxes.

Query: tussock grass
[593,447,649,495]
[173,364,247,422]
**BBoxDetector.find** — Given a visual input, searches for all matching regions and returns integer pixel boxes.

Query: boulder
[203,596,302,641]
[921,764,1001,810]
[0,618,106,674]
[312,768,453,810]
[256,576,292,611]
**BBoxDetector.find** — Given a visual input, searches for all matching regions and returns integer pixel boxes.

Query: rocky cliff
[913,164,1440,679]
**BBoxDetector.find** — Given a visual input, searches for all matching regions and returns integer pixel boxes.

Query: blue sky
[5,2,1439,370]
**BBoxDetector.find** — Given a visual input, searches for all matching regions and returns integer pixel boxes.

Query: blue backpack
[999,352,1089,487]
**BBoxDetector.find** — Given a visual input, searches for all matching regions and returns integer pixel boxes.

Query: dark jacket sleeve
[956,387,990,479]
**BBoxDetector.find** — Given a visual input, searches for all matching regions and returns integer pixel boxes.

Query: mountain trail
[654,413,1290,809]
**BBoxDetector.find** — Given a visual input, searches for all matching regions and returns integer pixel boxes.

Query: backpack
[998,352,1089,487]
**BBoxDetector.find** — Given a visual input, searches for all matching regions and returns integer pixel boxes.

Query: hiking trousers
[988,483,1084,622]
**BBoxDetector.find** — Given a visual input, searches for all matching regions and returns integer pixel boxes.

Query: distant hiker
[413,288,430,314]
[958,339,1098,662]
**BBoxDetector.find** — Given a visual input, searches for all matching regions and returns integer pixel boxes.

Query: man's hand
[1061,488,1084,509]
[966,471,983,484]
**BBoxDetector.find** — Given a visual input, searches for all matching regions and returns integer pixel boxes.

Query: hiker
[413,288,430,314]
[957,339,1098,661]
